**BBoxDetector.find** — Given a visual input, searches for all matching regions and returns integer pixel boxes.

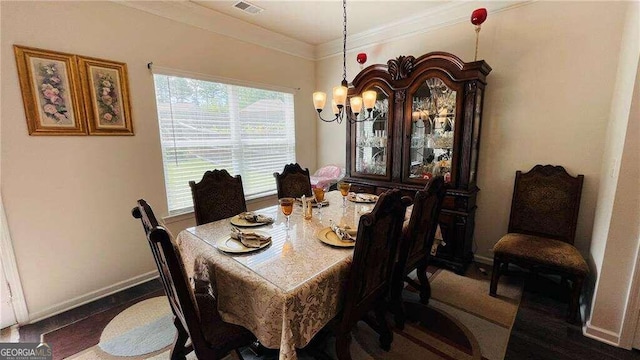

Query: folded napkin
[238,212,273,224]
[356,193,377,202]
[230,227,271,248]
[330,220,356,242]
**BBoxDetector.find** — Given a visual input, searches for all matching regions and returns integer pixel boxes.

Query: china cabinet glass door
[405,77,458,184]
[352,88,391,179]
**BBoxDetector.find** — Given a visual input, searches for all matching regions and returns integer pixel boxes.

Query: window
[153,73,296,214]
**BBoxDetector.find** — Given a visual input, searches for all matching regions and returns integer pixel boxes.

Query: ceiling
[192,1,450,45]
[121,1,526,60]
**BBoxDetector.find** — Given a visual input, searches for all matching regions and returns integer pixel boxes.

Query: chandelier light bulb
[313,92,327,111]
[331,100,340,115]
[350,96,363,115]
[362,90,377,110]
[333,85,348,107]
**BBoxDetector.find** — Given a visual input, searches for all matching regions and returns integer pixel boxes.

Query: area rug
[41,266,521,360]
[98,297,175,356]
[55,302,480,360]
[408,266,523,360]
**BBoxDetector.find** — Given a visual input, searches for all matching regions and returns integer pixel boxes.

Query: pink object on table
[310,165,345,189]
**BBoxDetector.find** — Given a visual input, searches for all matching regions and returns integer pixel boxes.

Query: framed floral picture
[14,45,86,135]
[77,56,133,135]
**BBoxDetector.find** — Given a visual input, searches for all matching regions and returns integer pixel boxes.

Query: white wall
[317,1,627,260]
[586,0,640,345]
[0,1,316,319]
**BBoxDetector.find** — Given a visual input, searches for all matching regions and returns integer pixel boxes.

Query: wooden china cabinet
[345,52,491,274]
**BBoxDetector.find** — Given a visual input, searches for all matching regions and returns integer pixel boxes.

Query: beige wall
[0,1,316,319]
[587,1,640,344]
[317,1,627,260]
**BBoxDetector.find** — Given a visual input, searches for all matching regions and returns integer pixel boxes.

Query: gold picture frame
[14,45,87,135]
[78,56,133,135]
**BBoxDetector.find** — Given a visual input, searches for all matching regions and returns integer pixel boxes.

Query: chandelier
[312,0,377,124]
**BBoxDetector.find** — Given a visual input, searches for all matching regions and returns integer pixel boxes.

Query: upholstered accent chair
[273,163,313,199]
[190,169,247,225]
[489,165,588,323]
[391,176,447,328]
[334,189,412,359]
[132,199,255,360]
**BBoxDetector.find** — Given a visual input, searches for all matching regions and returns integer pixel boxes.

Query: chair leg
[393,295,406,330]
[390,269,406,329]
[170,317,189,360]
[335,331,353,360]
[416,261,431,305]
[375,301,393,351]
[490,258,502,296]
[568,276,584,324]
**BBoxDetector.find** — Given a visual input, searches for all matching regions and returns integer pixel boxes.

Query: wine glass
[279,198,294,229]
[337,181,351,208]
[313,186,327,219]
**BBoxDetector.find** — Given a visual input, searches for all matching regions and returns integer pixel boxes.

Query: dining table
[176,190,380,360]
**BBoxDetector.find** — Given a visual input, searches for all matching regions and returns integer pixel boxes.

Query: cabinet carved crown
[387,56,416,81]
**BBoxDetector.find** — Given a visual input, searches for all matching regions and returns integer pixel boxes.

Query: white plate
[214,230,272,253]
[230,214,271,227]
[317,227,357,248]
[347,193,379,203]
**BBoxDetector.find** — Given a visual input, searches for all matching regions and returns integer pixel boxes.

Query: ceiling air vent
[233,1,264,15]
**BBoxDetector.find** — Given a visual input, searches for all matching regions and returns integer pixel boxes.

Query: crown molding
[316,0,534,60]
[117,0,533,61]
[116,0,316,60]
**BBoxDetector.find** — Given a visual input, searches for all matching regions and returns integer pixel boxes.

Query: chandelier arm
[344,108,377,124]
[315,109,344,124]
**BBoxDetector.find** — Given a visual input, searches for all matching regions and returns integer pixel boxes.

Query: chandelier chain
[342,0,347,83]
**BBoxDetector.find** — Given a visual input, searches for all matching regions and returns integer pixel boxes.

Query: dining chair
[190,169,247,225]
[391,176,447,329]
[489,165,589,323]
[334,189,412,360]
[132,199,255,360]
[273,163,313,199]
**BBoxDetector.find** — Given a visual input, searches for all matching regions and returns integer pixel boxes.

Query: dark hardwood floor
[15,268,640,359]
[504,272,640,360]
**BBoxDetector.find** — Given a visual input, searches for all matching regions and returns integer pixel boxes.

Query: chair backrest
[273,163,312,198]
[190,169,247,225]
[340,189,412,328]
[399,176,447,273]
[508,165,584,244]
[131,199,207,350]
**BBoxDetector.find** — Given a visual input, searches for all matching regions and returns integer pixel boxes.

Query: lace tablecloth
[176,191,373,360]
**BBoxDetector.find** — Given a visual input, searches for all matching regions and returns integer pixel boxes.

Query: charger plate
[214,230,272,253]
[347,193,379,203]
[317,227,356,248]
[230,214,272,227]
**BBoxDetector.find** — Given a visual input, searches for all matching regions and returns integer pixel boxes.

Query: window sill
[162,191,278,225]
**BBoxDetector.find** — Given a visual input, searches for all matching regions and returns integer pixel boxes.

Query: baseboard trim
[28,270,159,324]
[474,254,494,266]
[583,320,621,347]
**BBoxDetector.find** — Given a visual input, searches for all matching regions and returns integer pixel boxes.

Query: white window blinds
[153,73,296,214]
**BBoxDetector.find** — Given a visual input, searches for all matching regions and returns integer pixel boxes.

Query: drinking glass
[313,186,327,219]
[279,197,295,229]
[337,181,351,208]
